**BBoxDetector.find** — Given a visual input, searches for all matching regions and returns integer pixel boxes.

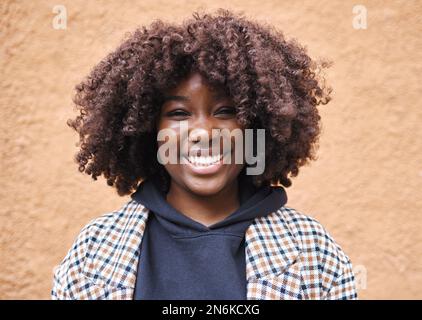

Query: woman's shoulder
[72,200,148,240]
[51,200,148,299]
[268,206,357,299]
[273,206,352,265]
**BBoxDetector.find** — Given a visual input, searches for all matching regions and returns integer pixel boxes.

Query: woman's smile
[183,150,232,175]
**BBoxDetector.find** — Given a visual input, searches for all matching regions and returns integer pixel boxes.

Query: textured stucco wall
[1,0,421,299]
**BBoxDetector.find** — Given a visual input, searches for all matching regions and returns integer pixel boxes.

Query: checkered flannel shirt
[51,200,358,300]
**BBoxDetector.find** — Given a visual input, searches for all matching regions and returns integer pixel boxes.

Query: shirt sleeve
[325,259,358,300]
[51,223,92,300]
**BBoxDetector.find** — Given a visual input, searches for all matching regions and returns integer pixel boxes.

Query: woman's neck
[166,178,240,227]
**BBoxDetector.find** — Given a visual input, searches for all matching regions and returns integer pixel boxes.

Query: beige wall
[1,0,421,299]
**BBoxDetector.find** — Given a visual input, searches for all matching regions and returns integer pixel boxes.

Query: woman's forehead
[165,71,229,96]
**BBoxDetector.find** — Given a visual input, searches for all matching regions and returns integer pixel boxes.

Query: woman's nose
[189,115,214,138]
[187,115,219,150]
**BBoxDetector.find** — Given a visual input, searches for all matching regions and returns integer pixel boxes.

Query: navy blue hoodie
[131,173,287,300]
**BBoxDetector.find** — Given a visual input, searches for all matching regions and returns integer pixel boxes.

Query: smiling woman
[52,8,357,300]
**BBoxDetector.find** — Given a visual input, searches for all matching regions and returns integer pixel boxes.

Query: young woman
[52,9,357,300]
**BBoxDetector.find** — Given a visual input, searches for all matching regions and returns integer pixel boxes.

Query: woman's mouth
[183,152,228,175]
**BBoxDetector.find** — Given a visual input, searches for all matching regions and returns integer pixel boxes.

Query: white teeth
[187,154,223,166]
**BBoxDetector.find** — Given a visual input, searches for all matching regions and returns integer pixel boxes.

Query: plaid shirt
[51,200,358,300]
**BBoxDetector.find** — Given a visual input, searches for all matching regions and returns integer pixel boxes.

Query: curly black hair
[67,8,332,196]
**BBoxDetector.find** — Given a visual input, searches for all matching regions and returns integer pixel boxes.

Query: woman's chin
[183,175,227,197]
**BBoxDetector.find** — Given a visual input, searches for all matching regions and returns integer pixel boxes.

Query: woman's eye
[215,107,236,116]
[167,109,189,117]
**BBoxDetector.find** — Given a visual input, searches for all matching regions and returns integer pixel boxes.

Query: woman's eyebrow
[162,93,228,103]
[212,92,229,101]
[162,95,190,103]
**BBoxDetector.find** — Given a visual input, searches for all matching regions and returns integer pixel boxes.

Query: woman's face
[157,71,245,196]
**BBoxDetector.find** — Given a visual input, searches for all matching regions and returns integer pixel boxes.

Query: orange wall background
[1,0,421,299]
